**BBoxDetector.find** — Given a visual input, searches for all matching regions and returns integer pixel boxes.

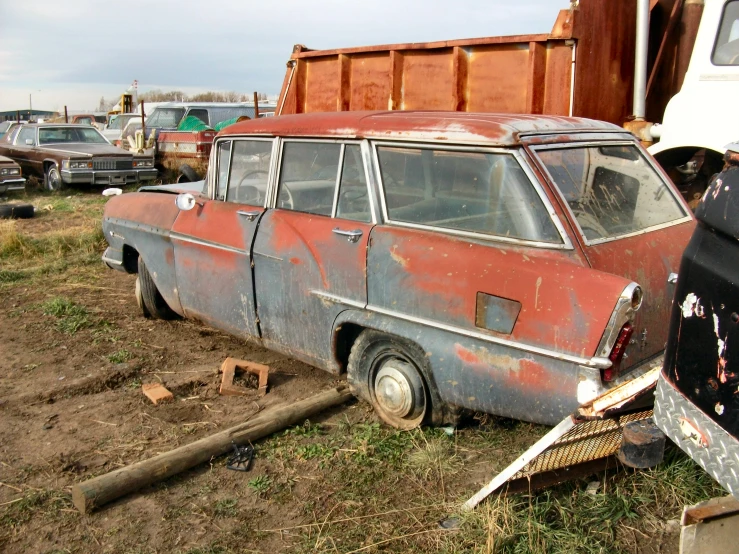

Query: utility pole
[29,93,32,121]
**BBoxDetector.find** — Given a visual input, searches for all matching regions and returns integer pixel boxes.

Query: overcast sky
[0,0,567,112]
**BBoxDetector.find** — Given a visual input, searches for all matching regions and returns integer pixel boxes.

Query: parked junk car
[70,114,107,129]
[103,113,144,146]
[123,102,277,182]
[654,141,739,497]
[102,111,694,428]
[0,155,25,194]
[0,123,157,191]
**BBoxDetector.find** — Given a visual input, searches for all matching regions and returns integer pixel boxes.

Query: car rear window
[376,146,561,244]
[535,145,687,242]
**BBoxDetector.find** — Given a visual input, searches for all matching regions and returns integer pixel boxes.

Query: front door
[253,141,374,369]
[171,138,274,338]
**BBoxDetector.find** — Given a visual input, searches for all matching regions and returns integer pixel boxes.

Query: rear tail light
[602,322,634,382]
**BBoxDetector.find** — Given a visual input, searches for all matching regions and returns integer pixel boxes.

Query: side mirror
[25,139,33,146]
[175,192,197,211]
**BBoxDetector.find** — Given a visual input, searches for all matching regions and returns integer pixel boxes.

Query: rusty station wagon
[102,111,694,428]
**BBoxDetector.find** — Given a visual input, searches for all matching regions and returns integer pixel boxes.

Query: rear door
[171,137,274,338]
[532,142,694,369]
[252,140,374,369]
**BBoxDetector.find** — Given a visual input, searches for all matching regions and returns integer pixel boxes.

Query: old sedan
[102,111,694,428]
[0,155,25,194]
[0,123,157,191]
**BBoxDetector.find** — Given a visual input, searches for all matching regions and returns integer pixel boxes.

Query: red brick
[219,357,269,397]
[142,383,174,405]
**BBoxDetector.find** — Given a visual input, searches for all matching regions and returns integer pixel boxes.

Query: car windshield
[38,127,108,144]
[108,115,137,130]
[535,144,687,242]
[146,108,186,128]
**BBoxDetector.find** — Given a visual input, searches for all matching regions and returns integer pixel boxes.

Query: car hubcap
[374,360,424,419]
[48,169,61,190]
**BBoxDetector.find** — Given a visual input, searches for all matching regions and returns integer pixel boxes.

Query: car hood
[139,181,205,194]
[38,144,131,157]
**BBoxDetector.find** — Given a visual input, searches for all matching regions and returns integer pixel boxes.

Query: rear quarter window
[535,144,687,242]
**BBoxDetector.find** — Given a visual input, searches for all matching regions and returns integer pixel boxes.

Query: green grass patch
[42,296,92,334]
[108,348,132,364]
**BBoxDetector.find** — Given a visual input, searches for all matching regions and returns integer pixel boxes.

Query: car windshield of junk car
[534,145,687,242]
[38,127,108,145]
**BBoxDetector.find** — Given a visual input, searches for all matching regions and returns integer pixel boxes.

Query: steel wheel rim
[372,356,426,428]
[48,168,61,191]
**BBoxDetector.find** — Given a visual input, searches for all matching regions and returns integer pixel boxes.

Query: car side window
[376,145,561,243]
[226,140,273,205]
[188,109,210,126]
[277,142,342,216]
[713,1,739,65]
[17,127,36,146]
[215,140,232,201]
[336,145,371,222]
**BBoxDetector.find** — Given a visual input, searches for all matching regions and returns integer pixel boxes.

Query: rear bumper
[61,168,158,185]
[654,374,739,498]
[0,177,26,193]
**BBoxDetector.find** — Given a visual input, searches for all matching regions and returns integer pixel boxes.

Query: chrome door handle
[237,210,261,221]
[667,272,678,284]
[333,228,363,243]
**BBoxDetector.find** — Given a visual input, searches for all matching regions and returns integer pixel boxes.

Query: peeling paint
[681,293,704,318]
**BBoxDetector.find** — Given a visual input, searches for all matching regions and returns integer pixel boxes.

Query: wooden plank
[71,386,353,514]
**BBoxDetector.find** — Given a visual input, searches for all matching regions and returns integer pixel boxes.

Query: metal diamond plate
[511,410,653,479]
[654,376,739,499]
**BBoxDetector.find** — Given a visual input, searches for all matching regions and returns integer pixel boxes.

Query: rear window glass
[713,0,739,65]
[536,145,687,242]
[376,146,561,244]
[38,127,107,144]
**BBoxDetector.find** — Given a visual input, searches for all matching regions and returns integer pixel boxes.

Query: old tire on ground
[44,163,64,192]
[176,164,199,183]
[348,329,444,430]
[137,257,178,320]
[0,203,35,219]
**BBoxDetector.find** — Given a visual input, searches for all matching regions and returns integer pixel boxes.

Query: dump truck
[275,0,739,207]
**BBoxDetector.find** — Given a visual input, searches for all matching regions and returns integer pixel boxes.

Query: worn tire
[44,163,64,192]
[137,257,179,320]
[134,276,152,318]
[177,163,199,183]
[347,329,450,429]
[0,203,34,219]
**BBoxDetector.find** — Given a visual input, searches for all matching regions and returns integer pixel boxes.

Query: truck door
[171,138,274,338]
[252,141,374,369]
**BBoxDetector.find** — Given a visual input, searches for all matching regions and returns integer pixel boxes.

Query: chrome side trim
[595,282,642,359]
[253,250,283,262]
[169,231,250,256]
[109,218,170,238]
[365,304,612,368]
[310,290,366,309]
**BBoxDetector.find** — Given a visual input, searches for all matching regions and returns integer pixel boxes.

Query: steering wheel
[341,187,367,202]
[238,169,268,187]
[278,185,294,210]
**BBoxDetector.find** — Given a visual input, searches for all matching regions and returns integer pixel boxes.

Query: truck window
[277,142,341,216]
[535,145,687,242]
[225,139,273,205]
[187,109,209,126]
[376,146,561,244]
[713,0,739,65]
[146,108,186,128]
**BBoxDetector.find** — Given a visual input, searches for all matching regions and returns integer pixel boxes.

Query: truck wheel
[137,257,179,320]
[44,164,64,192]
[348,330,440,430]
[177,164,199,183]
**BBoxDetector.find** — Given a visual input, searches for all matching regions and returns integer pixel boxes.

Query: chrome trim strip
[101,255,123,266]
[310,290,366,309]
[331,144,345,218]
[595,282,642,359]
[366,304,611,368]
[528,142,692,247]
[370,141,571,250]
[110,218,170,237]
[169,231,250,256]
[360,139,379,224]
[253,250,283,262]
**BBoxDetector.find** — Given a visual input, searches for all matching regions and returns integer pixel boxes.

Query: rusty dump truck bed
[276,0,688,128]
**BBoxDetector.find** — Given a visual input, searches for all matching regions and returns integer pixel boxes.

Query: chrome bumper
[102,246,127,272]
[62,168,157,185]
[654,375,739,499]
[0,177,26,193]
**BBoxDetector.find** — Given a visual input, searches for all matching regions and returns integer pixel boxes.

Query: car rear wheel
[45,164,63,192]
[348,330,435,430]
[137,257,179,320]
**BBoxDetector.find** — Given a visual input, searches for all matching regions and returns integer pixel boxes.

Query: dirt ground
[0,191,714,554]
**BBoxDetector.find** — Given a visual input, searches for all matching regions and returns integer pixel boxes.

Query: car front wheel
[45,164,63,192]
[137,257,179,320]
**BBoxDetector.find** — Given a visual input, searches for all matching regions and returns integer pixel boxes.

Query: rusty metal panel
[475,292,521,335]
[542,43,573,116]
[466,45,531,114]
[348,53,394,111]
[366,225,630,357]
[305,57,342,113]
[400,50,457,111]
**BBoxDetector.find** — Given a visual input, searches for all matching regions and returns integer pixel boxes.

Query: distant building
[0,109,57,122]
